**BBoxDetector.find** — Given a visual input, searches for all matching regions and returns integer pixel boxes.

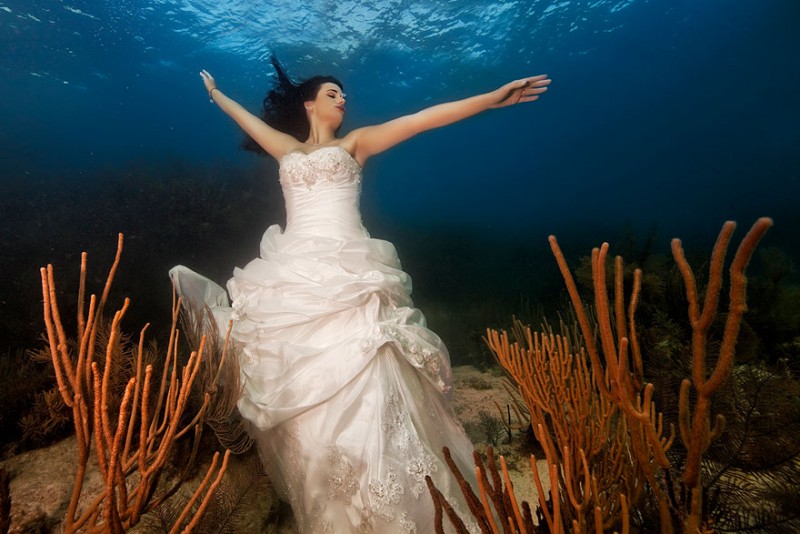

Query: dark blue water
[1,0,799,349]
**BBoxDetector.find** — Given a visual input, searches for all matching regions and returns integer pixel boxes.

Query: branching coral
[485,313,649,531]
[670,219,772,531]
[39,233,231,533]
[428,218,773,533]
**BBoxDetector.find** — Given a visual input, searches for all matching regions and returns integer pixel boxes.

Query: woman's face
[307,82,346,126]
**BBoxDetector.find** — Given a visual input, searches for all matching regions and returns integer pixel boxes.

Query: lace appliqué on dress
[280,146,361,189]
[385,325,451,394]
[369,467,405,522]
[399,512,418,534]
[382,393,440,499]
[327,446,359,504]
[324,445,419,533]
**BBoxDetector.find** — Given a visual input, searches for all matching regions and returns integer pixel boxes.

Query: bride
[171,56,549,533]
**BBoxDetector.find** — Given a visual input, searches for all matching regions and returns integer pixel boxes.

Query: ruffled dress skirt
[171,225,479,533]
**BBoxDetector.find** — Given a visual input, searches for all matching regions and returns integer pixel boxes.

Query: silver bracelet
[208,87,219,103]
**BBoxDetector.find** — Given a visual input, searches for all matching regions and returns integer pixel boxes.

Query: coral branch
[677,218,772,494]
[428,218,771,534]
[38,235,230,533]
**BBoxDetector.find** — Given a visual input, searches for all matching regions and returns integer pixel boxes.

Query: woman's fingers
[504,75,550,106]
[521,77,550,97]
[526,74,550,83]
[199,69,217,94]
[519,76,551,92]
[524,86,549,97]
[517,95,541,104]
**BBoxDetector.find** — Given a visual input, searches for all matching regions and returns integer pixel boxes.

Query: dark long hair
[242,55,344,155]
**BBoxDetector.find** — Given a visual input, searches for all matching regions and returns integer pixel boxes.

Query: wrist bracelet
[208,87,219,103]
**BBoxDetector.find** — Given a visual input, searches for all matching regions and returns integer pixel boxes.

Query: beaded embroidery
[399,512,418,533]
[327,446,359,504]
[280,146,362,189]
[368,467,405,522]
[382,392,440,498]
[385,325,451,394]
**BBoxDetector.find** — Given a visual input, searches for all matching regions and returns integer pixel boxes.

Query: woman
[171,56,550,533]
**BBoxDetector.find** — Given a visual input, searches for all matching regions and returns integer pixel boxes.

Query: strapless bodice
[279,146,365,239]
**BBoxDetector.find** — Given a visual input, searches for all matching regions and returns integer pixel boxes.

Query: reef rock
[0,435,103,533]
[0,435,291,533]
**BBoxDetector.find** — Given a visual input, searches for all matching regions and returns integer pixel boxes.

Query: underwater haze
[1,0,799,348]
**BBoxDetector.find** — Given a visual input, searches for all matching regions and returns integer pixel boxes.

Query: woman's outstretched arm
[201,70,300,159]
[350,75,550,164]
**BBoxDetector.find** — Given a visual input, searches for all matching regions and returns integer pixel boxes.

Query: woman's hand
[200,69,217,97]
[490,75,551,108]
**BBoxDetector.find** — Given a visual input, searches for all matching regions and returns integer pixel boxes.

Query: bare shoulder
[337,131,366,165]
[345,114,423,166]
[340,128,365,147]
[342,126,396,166]
[271,138,308,160]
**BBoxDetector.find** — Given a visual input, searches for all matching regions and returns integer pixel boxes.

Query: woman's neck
[305,123,337,146]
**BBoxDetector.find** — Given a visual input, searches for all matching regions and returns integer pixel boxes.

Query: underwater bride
[170,56,550,533]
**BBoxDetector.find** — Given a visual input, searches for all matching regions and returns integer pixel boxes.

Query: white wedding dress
[170,146,479,533]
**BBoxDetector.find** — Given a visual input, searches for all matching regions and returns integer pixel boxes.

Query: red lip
[336,106,345,113]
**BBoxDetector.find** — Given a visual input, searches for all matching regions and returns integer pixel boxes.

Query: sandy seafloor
[450,364,550,507]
